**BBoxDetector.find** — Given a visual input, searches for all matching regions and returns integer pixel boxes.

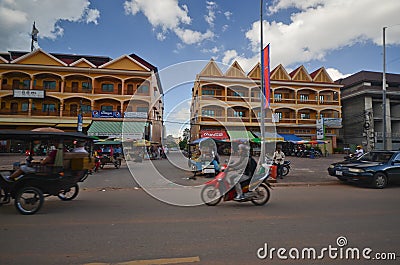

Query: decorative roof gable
[0,56,8,63]
[270,64,291,81]
[247,63,261,79]
[225,61,246,78]
[69,58,96,68]
[99,55,149,71]
[289,65,312,82]
[199,59,223,77]
[11,49,67,66]
[310,67,334,83]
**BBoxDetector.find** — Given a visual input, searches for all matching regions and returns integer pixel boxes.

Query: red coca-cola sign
[200,130,228,140]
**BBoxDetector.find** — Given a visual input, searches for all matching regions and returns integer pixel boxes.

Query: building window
[233,110,245,117]
[82,82,92,91]
[274,93,282,101]
[72,82,79,92]
[137,85,149,93]
[21,102,29,112]
[101,105,113,112]
[319,95,324,103]
[137,107,148,112]
[11,102,18,112]
[299,94,309,102]
[233,91,245,97]
[276,112,282,120]
[202,90,215,95]
[23,80,30,89]
[300,113,310,119]
[12,79,20,89]
[81,104,91,113]
[2,79,7,85]
[202,109,215,117]
[102,83,114,92]
[127,84,134,94]
[43,81,56,90]
[42,104,55,112]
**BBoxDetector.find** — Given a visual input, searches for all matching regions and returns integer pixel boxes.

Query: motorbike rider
[227,144,256,201]
[354,145,364,158]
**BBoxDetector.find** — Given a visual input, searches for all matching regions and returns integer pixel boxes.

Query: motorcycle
[201,163,272,206]
[282,160,291,177]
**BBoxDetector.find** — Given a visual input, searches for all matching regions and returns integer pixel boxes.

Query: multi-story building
[337,71,400,150]
[0,49,163,143]
[190,59,342,153]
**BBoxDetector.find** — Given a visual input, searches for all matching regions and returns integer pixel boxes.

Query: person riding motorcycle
[354,145,364,158]
[227,144,257,201]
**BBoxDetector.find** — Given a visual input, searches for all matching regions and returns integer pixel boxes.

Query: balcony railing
[0,109,29,115]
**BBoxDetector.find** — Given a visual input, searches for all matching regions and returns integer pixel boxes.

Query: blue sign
[92,110,121,118]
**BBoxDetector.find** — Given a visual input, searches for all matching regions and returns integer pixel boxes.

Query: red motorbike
[200,164,272,206]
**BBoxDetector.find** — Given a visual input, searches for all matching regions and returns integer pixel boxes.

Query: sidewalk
[0,152,345,186]
[267,154,343,186]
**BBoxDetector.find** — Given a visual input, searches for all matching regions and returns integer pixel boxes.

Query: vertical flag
[262,44,270,108]
[31,22,39,51]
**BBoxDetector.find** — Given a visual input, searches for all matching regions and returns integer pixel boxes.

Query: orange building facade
[0,49,163,142]
[190,60,342,153]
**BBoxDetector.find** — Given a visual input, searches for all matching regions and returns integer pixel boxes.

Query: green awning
[251,131,284,142]
[227,130,255,141]
[88,121,145,139]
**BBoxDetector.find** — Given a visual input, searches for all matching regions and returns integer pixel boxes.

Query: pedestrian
[273,146,285,179]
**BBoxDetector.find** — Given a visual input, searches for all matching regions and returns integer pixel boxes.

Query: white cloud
[174,28,214,45]
[224,11,233,20]
[222,49,238,65]
[124,0,190,30]
[326,68,351,81]
[201,46,220,54]
[204,1,217,27]
[225,0,400,72]
[124,0,214,45]
[0,0,100,51]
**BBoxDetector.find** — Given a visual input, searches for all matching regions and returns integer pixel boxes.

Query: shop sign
[200,130,228,140]
[124,112,148,119]
[13,89,45,99]
[92,110,121,118]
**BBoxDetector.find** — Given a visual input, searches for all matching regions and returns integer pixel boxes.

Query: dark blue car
[328,151,400,188]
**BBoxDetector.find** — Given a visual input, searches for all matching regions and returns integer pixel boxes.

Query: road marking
[84,256,200,265]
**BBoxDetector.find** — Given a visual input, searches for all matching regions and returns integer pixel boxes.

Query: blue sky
[1,0,400,137]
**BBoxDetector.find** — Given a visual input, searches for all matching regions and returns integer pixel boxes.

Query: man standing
[273,146,285,179]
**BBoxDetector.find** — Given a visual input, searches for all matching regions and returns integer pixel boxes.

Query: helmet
[238,144,250,151]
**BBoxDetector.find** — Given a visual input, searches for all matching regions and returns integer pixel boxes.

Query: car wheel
[372,172,387,189]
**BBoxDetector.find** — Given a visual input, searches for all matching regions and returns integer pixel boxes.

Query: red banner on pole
[262,44,270,108]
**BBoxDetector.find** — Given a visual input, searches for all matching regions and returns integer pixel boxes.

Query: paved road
[0,156,399,265]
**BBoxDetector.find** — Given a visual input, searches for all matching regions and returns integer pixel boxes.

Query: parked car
[328,151,400,188]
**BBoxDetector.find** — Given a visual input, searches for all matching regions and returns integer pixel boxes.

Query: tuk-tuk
[0,129,95,215]
[94,140,123,169]
[187,138,220,179]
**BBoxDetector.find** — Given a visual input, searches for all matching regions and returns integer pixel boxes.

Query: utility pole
[382,26,387,150]
[260,0,265,162]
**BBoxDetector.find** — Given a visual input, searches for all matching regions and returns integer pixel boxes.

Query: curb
[271,181,339,187]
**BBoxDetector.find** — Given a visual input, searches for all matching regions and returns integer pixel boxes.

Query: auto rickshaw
[94,140,123,169]
[0,130,95,215]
